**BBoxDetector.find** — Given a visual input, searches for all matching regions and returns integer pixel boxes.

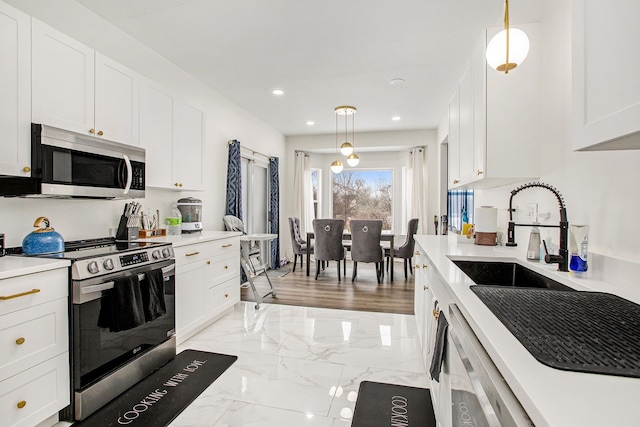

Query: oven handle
[77,263,176,299]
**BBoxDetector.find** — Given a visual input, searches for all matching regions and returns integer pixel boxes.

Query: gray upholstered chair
[312,219,347,281]
[288,217,313,272]
[385,218,419,280]
[350,219,384,284]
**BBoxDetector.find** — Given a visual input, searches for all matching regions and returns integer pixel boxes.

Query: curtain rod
[229,139,273,160]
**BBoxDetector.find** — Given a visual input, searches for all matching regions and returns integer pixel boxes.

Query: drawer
[0,352,70,427]
[205,252,240,285]
[174,241,216,268]
[0,269,68,317]
[206,278,240,314]
[0,298,68,382]
[212,237,239,258]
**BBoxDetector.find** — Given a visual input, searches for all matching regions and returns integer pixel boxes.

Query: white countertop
[0,256,70,279]
[415,235,640,427]
[137,230,242,248]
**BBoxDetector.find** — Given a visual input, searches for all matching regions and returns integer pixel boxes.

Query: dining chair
[386,218,419,280]
[350,219,384,284]
[288,217,313,272]
[312,219,347,281]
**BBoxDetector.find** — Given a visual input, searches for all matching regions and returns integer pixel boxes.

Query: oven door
[72,260,175,391]
[447,304,533,427]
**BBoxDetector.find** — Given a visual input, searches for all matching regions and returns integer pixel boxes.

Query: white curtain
[408,147,428,234]
[292,152,314,237]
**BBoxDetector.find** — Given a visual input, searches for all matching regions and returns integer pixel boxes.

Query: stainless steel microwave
[0,124,145,199]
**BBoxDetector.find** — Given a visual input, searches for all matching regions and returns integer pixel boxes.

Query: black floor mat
[352,381,435,427]
[73,349,237,427]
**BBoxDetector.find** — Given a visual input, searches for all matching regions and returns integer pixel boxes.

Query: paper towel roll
[474,206,497,233]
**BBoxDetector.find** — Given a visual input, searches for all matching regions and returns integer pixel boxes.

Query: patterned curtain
[269,157,280,269]
[225,140,242,218]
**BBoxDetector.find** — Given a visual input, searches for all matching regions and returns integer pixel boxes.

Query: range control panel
[71,245,174,280]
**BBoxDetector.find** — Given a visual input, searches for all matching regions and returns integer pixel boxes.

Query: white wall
[283,130,439,259]
[1,0,285,248]
[474,0,640,264]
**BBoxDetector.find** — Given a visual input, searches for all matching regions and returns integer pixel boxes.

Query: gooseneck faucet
[505,182,569,272]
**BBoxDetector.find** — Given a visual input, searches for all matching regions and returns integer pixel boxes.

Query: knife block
[116,215,139,241]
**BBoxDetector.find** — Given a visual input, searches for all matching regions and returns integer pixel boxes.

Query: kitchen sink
[452,260,574,291]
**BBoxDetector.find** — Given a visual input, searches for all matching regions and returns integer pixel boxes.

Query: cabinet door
[0,2,30,177]
[175,261,206,340]
[139,80,175,188]
[95,53,139,146]
[471,33,486,179]
[458,63,474,184]
[572,1,640,150]
[31,19,95,135]
[447,91,460,188]
[173,100,205,190]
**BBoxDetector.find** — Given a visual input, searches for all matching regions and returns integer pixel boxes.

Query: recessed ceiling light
[306,121,315,126]
[272,89,284,95]
[392,116,401,121]
[389,78,405,86]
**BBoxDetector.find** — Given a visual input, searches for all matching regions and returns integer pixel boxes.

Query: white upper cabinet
[0,1,30,176]
[448,23,541,189]
[572,1,640,150]
[32,19,139,146]
[173,100,205,191]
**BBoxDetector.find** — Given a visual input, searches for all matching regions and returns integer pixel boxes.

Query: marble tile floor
[168,301,431,426]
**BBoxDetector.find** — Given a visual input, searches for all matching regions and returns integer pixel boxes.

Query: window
[311,168,320,219]
[332,169,392,231]
[447,189,474,233]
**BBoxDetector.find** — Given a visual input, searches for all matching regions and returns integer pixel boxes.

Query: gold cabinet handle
[185,251,200,257]
[224,293,229,298]
[0,289,40,301]
[432,310,440,319]
[423,285,428,291]
[415,250,420,255]
[222,244,232,248]
[174,183,179,187]
[16,337,25,345]
[224,265,228,269]
[453,179,460,184]
[477,170,483,175]
[97,130,104,136]
[17,400,26,409]
[23,166,31,173]
[89,128,95,134]
[206,261,211,265]
[179,183,183,187]
[415,265,420,269]
[422,264,428,269]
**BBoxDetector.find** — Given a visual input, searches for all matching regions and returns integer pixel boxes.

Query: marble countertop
[137,230,242,248]
[0,256,70,280]
[415,235,640,427]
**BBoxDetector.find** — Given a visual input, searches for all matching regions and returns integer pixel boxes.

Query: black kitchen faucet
[506,182,569,272]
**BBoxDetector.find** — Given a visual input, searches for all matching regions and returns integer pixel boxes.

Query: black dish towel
[429,310,448,382]
[97,275,146,332]
[140,268,166,321]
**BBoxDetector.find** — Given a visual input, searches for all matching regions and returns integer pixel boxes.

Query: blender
[176,197,203,233]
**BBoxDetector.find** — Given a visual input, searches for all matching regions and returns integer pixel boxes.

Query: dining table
[305,232,395,281]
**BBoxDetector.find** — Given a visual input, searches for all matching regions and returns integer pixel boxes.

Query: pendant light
[485,0,529,74]
[333,106,359,171]
[330,107,344,174]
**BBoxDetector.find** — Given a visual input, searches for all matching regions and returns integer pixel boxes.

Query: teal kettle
[22,217,65,255]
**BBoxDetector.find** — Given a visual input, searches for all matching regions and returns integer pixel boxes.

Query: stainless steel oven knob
[152,250,162,260]
[162,248,171,258]
[87,261,100,274]
[103,258,115,270]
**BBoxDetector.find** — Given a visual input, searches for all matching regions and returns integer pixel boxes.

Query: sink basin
[452,260,574,291]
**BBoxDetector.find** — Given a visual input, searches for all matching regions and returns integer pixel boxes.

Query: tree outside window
[332,170,392,231]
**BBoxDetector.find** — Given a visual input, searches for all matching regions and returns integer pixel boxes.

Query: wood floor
[241,259,415,315]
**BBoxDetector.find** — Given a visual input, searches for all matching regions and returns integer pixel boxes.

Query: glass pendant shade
[346,153,360,167]
[330,160,343,174]
[340,142,354,156]
[486,28,530,72]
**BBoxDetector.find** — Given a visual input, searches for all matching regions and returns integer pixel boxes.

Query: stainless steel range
[25,238,176,421]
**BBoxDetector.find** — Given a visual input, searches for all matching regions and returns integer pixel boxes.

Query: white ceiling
[74,0,540,136]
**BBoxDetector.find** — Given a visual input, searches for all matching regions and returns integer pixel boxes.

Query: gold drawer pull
[224,265,228,269]
[224,293,229,298]
[432,310,439,319]
[415,251,420,255]
[89,128,95,134]
[221,244,232,248]
[0,289,41,301]
[16,337,25,345]
[415,265,421,269]
[477,170,483,175]
[206,261,211,265]
[423,286,428,291]
[23,166,31,173]
[185,251,200,257]
[97,130,104,136]
[422,264,428,269]
[453,179,460,184]
[17,400,26,409]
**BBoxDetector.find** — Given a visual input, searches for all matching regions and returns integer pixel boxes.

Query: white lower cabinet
[174,237,240,343]
[0,267,70,427]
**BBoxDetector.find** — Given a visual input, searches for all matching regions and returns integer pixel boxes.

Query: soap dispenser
[527,224,541,260]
